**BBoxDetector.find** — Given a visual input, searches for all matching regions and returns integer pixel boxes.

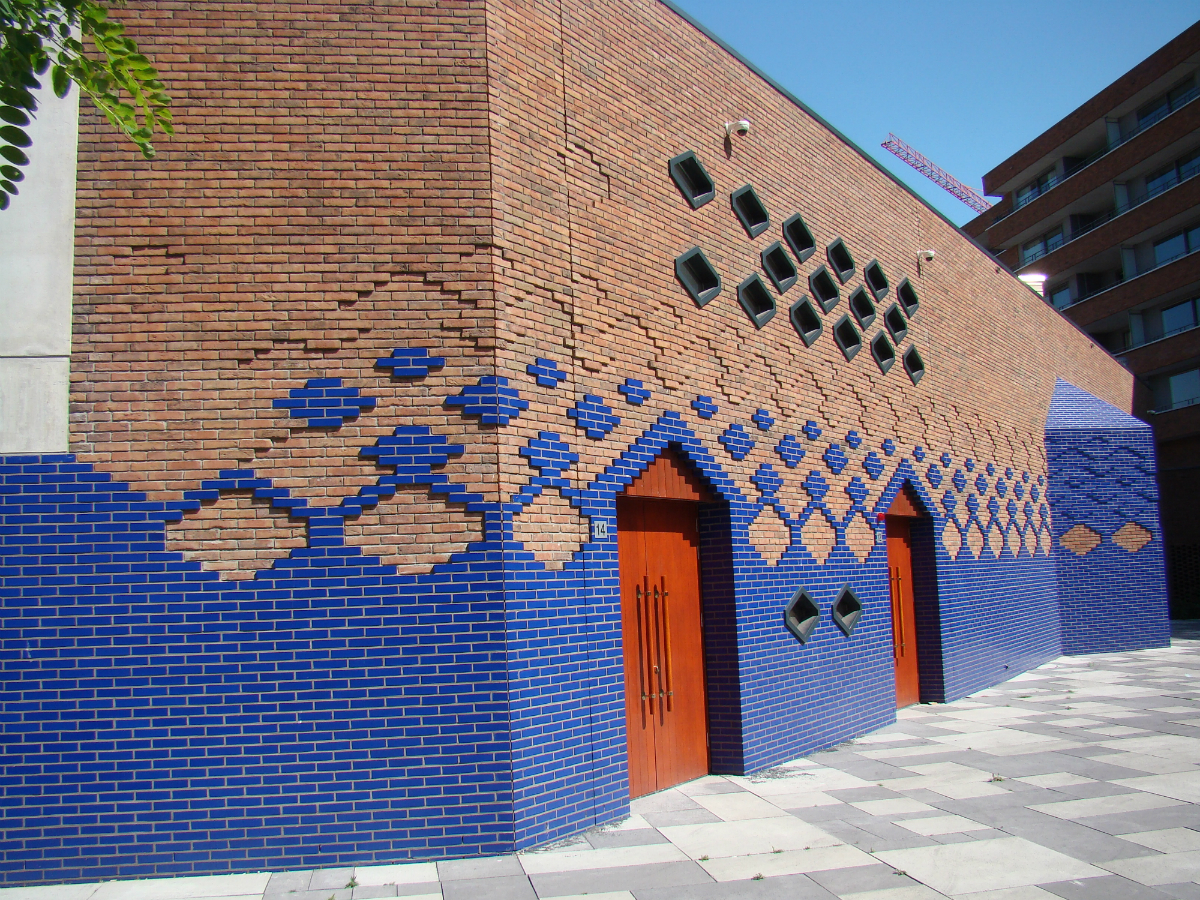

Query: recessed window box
[761,241,798,293]
[675,246,722,307]
[809,266,840,313]
[782,213,816,264]
[863,259,889,300]
[731,184,770,238]
[897,277,919,318]
[903,346,926,384]
[832,585,863,636]
[883,303,907,342]
[848,286,876,329]
[785,587,820,643]
[668,151,716,209]
[833,314,861,361]
[737,274,777,328]
[826,238,855,283]
[789,297,822,347]
[871,332,896,374]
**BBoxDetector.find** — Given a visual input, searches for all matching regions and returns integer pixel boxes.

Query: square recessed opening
[848,286,876,329]
[789,297,822,347]
[674,247,722,307]
[864,259,889,300]
[883,303,908,342]
[809,266,840,313]
[737,274,777,328]
[903,346,925,384]
[731,184,770,238]
[826,238,855,283]
[785,587,820,644]
[832,585,863,636]
[668,151,716,209]
[761,241,798,293]
[782,213,816,264]
[871,332,895,374]
[832,314,861,361]
[897,278,919,318]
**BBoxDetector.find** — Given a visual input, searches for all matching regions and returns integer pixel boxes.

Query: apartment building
[965,22,1200,617]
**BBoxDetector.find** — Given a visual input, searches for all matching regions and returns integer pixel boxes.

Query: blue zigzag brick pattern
[376,346,446,377]
[446,376,528,425]
[0,366,1172,885]
[273,378,376,427]
[527,357,567,388]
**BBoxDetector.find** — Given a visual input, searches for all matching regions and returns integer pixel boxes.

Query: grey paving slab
[348,888,397,899]
[1040,874,1176,899]
[632,872,839,899]
[441,874,534,900]
[586,828,672,849]
[265,870,313,894]
[437,854,523,881]
[308,869,355,891]
[526,860,711,897]
[806,863,921,895]
[641,809,723,828]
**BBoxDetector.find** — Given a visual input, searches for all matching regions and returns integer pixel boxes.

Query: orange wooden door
[886,516,921,707]
[618,496,709,797]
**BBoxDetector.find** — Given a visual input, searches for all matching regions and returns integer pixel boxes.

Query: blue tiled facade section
[1045,380,1170,655]
[0,457,514,884]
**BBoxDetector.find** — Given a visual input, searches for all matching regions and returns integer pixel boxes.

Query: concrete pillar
[0,85,78,454]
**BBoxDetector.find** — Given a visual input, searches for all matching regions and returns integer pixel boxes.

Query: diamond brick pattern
[927,464,943,488]
[863,451,884,480]
[375,346,446,378]
[618,378,651,405]
[719,423,755,460]
[846,430,862,449]
[803,420,822,440]
[445,376,529,425]
[914,446,926,461]
[527,357,567,388]
[273,378,376,427]
[752,408,775,430]
[692,395,718,419]
[568,395,620,439]
[952,469,967,491]
[775,435,805,468]
[823,444,848,475]
[882,438,895,457]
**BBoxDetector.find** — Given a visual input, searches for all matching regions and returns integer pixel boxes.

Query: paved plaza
[8,624,1200,900]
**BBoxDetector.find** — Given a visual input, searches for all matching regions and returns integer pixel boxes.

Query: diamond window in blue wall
[446,376,528,425]
[832,585,863,636]
[527,357,567,388]
[776,435,805,468]
[719,423,755,460]
[785,588,820,644]
[567,395,620,439]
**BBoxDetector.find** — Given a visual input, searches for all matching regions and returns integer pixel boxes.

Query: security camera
[724,119,751,137]
[917,249,935,261]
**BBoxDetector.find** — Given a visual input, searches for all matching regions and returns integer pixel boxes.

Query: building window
[1015,168,1057,209]
[1155,367,1200,412]
[1047,282,1072,310]
[1153,224,1200,268]
[1137,76,1196,131]
[1022,226,1064,264]
[1145,148,1200,202]
[1162,297,1199,338]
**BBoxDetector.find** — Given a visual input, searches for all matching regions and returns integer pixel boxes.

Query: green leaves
[0,0,171,207]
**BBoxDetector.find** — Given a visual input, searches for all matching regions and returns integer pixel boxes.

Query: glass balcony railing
[1151,395,1200,414]
[1061,243,1200,310]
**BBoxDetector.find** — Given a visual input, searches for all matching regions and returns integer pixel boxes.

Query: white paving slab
[658,816,842,859]
[354,862,440,885]
[1111,770,1200,803]
[1100,850,1200,885]
[895,815,991,836]
[519,843,686,874]
[690,790,787,821]
[697,844,875,881]
[874,838,1104,895]
[91,874,271,900]
[1117,828,1200,853]
[850,798,938,816]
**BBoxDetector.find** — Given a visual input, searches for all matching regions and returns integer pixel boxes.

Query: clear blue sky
[671,0,1200,226]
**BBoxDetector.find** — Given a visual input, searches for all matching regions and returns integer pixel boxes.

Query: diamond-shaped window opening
[675,246,722,308]
[832,314,862,361]
[761,241,798,293]
[826,238,855,284]
[863,259,889,300]
[832,585,863,636]
[668,150,716,209]
[883,303,908,342]
[897,277,920,318]
[871,332,896,375]
[731,184,771,238]
[737,274,777,329]
[789,296,823,347]
[784,587,820,644]
[848,286,876,329]
[903,346,926,384]
[809,266,840,313]
[782,213,816,264]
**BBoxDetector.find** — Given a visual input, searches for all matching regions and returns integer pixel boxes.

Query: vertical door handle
[636,584,650,708]
[660,578,673,709]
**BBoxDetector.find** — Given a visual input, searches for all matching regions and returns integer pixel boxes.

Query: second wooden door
[887,515,921,707]
[617,496,709,797]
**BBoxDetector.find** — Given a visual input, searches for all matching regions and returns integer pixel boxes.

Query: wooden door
[618,496,709,797]
[887,516,921,707]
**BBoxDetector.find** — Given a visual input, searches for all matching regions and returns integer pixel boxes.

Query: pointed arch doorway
[616,447,714,797]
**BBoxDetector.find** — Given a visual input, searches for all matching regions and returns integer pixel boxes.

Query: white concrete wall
[0,85,78,454]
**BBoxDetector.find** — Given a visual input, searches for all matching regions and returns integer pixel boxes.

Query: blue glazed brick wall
[1046,380,1171,654]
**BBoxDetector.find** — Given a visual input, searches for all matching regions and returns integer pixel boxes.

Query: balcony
[1063,248,1200,329]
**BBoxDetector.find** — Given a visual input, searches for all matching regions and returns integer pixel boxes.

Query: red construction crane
[881,133,993,215]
